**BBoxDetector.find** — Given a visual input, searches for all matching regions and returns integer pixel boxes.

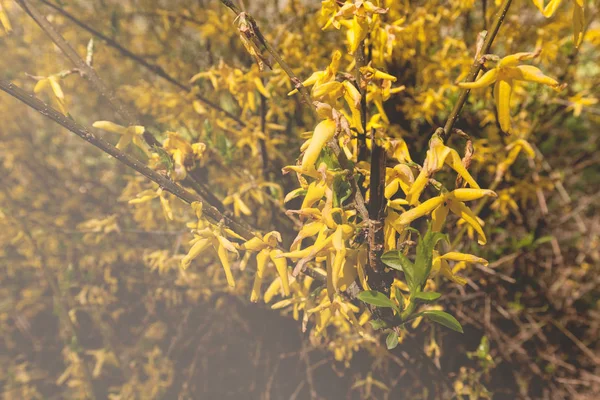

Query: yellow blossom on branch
[398,188,497,244]
[431,251,489,285]
[242,231,291,302]
[458,51,561,134]
[34,75,68,115]
[406,131,479,205]
[92,120,150,156]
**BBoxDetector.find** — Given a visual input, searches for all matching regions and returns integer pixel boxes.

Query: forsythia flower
[321,0,387,54]
[495,139,536,181]
[405,131,479,205]
[534,0,585,47]
[162,131,205,180]
[566,93,598,117]
[431,251,489,285]
[92,121,150,156]
[181,221,241,288]
[289,51,363,133]
[458,51,561,134]
[0,1,12,34]
[34,75,68,115]
[397,188,497,245]
[243,231,290,302]
[129,188,174,221]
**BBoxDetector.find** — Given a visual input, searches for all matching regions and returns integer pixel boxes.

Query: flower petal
[514,65,559,88]
[494,79,513,134]
[448,201,487,245]
[458,68,498,89]
[397,196,445,226]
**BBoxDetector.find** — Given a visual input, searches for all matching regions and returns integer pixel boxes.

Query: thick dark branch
[355,42,368,163]
[366,136,393,300]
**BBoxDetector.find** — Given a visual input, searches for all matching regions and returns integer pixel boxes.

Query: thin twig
[0,79,252,237]
[442,0,513,141]
[20,0,226,212]
[37,0,245,126]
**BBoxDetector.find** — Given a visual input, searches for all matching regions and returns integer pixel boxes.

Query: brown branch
[0,79,252,238]
[441,0,513,141]
[37,0,245,126]
[219,0,315,114]
[355,42,368,163]
[0,80,328,284]
[19,0,226,212]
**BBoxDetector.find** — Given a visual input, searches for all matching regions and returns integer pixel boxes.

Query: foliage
[0,0,598,398]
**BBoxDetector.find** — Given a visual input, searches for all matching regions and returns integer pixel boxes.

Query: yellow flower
[0,1,12,34]
[34,75,68,115]
[398,189,497,245]
[243,231,290,302]
[566,93,598,117]
[289,51,364,133]
[181,225,240,288]
[92,121,150,156]
[535,0,585,47]
[495,139,536,181]
[301,118,337,171]
[162,132,205,180]
[431,251,488,285]
[458,52,561,134]
[406,131,479,205]
[129,188,174,221]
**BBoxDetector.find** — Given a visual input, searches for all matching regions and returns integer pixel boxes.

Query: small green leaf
[386,331,399,350]
[357,290,397,309]
[369,319,388,330]
[152,145,174,172]
[414,291,441,302]
[422,310,463,333]
[381,251,404,271]
[413,224,447,290]
[393,286,405,311]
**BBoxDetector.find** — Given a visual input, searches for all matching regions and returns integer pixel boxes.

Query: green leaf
[414,291,441,302]
[152,145,174,172]
[393,286,405,311]
[369,319,388,330]
[381,251,404,271]
[413,224,447,291]
[357,290,397,309]
[386,331,399,350]
[422,310,463,333]
[317,146,341,170]
[333,174,352,207]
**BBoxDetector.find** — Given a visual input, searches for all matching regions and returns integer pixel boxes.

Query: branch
[0,79,252,238]
[219,0,315,115]
[441,0,513,141]
[19,0,226,212]
[0,80,328,284]
[37,0,245,126]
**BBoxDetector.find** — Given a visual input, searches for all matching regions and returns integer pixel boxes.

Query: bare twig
[0,79,252,237]
[442,0,513,141]
[37,0,245,126]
